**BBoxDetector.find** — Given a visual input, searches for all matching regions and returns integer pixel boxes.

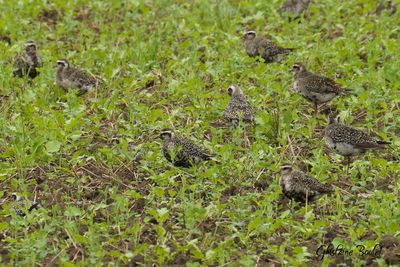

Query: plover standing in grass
[292,62,349,114]
[11,193,40,217]
[13,41,42,79]
[243,31,293,63]
[56,59,100,95]
[280,164,333,203]
[224,85,255,126]
[159,129,213,167]
[279,0,311,21]
[324,114,391,165]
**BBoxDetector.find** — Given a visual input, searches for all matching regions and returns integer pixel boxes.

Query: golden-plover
[280,164,333,203]
[325,114,390,165]
[243,31,293,63]
[292,62,349,113]
[224,84,255,125]
[56,59,100,95]
[11,193,40,217]
[159,129,213,167]
[13,41,42,79]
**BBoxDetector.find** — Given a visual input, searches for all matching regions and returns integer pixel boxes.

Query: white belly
[325,136,361,156]
[314,92,336,103]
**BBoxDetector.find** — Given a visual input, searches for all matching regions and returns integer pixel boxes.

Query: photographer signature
[316,243,382,260]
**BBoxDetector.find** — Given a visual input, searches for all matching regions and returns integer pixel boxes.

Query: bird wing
[70,68,97,88]
[13,55,28,69]
[256,37,291,58]
[332,124,389,149]
[225,97,254,122]
[353,135,390,149]
[35,55,43,67]
[279,0,295,13]
[293,171,333,195]
[300,73,343,94]
[179,136,212,160]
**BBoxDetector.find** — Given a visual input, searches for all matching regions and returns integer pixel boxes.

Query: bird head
[328,113,340,124]
[227,84,243,97]
[56,59,69,70]
[243,30,256,40]
[280,164,293,175]
[11,192,21,201]
[25,41,37,54]
[292,62,307,74]
[159,128,174,141]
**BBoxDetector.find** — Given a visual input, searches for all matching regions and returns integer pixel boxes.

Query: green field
[0,0,399,266]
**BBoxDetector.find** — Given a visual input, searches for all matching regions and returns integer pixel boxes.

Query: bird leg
[305,190,308,213]
[314,103,319,115]
[345,156,351,176]
[243,130,251,148]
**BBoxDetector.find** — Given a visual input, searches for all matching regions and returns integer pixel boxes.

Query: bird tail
[324,184,335,194]
[285,48,294,54]
[377,140,391,145]
[209,156,221,164]
[341,88,355,96]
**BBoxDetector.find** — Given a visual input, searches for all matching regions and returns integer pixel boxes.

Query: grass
[0,0,399,266]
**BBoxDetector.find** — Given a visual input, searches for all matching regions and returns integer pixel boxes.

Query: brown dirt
[74,6,92,21]
[169,251,193,266]
[38,8,60,27]
[323,223,347,244]
[0,34,11,45]
[357,52,368,63]
[365,235,400,266]
[0,231,10,263]
[253,179,270,191]
[210,120,229,129]
[380,235,400,248]
[256,254,281,267]
[361,231,378,241]
[381,248,400,265]
[220,185,240,203]
[197,217,217,232]
[26,166,49,184]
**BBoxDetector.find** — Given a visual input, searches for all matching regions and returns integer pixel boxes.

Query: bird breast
[244,40,258,57]
[280,174,292,190]
[293,80,300,92]
[56,69,71,88]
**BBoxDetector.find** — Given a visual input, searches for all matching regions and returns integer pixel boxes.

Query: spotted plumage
[11,193,40,217]
[243,31,293,63]
[325,114,390,159]
[280,165,333,203]
[13,41,42,79]
[292,62,349,113]
[279,0,311,20]
[224,85,255,125]
[159,129,212,167]
[56,59,100,95]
